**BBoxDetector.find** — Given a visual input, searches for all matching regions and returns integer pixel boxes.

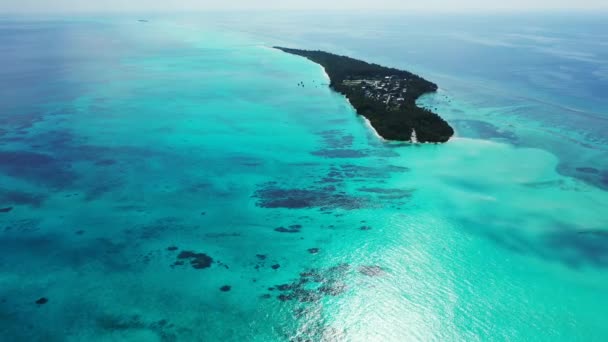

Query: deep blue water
[1,12,607,341]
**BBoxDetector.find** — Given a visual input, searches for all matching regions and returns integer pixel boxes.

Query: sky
[1,0,607,13]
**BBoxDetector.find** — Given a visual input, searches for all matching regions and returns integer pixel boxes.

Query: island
[275,47,454,143]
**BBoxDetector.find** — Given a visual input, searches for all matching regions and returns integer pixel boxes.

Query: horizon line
[2,8,608,15]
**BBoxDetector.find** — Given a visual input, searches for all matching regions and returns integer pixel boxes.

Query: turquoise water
[1,14,608,341]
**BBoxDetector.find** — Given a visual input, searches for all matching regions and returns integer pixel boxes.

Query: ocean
[0,12,607,341]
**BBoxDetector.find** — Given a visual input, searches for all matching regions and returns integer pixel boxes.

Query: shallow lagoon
[1,15,607,341]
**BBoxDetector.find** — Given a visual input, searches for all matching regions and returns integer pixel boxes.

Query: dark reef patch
[522,180,564,189]
[96,314,177,340]
[358,265,385,277]
[253,254,269,270]
[0,190,46,207]
[0,150,76,188]
[318,177,341,184]
[278,294,293,301]
[2,218,40,233]
[599,172,608,187]
[227,155,264,168]
[598,171,608,188]
[84,179,124,201]
[125,217,193,241]
[578,230,608,237]
[176,251,213,269]
[318,282,347,296]
[311,149,368,158]
[576,167,600,174]
[35,297,48,305]
[268,264,352,304]
[275,224,302,233]
[292,289,321,303]
[0,110,46,132]
[0,129,167,196]
[30,130,76,150]
[276,284,294,291]
[328,263,351,274]
[271,264,281,270]
[184,182,212,194]
[562,165,608,190]
[113,205,147,213]
[386,165,411,172]
[204,232,241,238]
[253,182,369,210]
[543,230,608,268]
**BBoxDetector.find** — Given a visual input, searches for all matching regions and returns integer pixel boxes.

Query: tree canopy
[275,47,454,143]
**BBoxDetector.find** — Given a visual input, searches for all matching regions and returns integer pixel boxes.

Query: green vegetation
[275,47,454,143]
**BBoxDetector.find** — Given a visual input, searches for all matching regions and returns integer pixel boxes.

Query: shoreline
[343,93,386,142]
[363,116,386,141]
[319,64,386,141]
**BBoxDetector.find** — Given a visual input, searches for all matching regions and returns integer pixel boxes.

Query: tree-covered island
[275,47,454,143]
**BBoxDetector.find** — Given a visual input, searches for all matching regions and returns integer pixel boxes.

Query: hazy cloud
[2,0,608,13]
